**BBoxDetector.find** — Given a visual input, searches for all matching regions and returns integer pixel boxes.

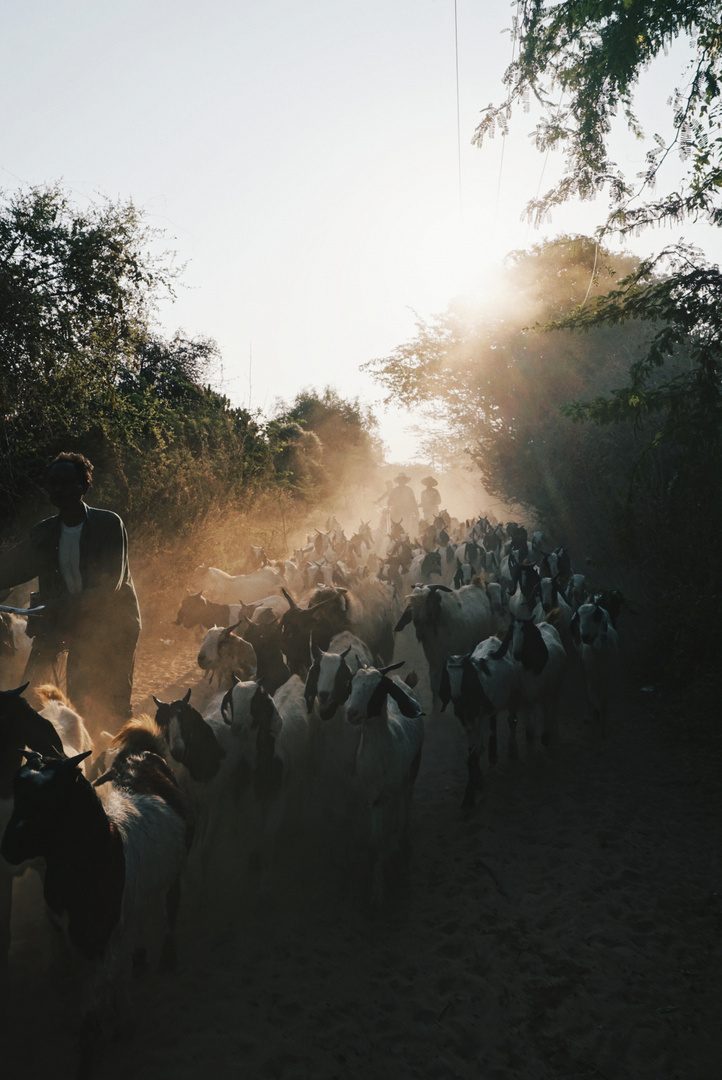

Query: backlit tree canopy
[475,1,722,234]
[470,2,722,488]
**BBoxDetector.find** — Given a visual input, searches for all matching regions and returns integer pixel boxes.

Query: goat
[240,611,291,695]
[565,573,588,614]
[485,581,509,630]
[189,564,282,605]
[218,675,310,877]
[405,548,443,589]
[508,563,541,621]
[281,580,396,677]
[345,662,424,906]
[2,742,189,1077]
[531,576,574,655]
[147,691,237,859]
[303,633,373,820]
[492,618,567,747]
[439,637,521,811]
[0,682,66,978]
[35,684,95,761]
[541,546,572,587]
[571,602,620,734]
[453,557,475,590]
[174,592,244,631]
[394,583,492,711]
[590,589,625,629]
[196,622,257,687]
[304,632,374,722]
[243,545,270,572]
[153,690,227,784]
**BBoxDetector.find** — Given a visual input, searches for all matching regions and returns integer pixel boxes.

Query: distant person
[420,476,442,523]
[387,473,419,536]
[0,452,141,736]
[375,479,394,506]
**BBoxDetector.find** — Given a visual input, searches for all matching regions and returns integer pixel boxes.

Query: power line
[454,0,462,223]
[494,1,521,217]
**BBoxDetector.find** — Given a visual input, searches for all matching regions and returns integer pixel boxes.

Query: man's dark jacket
[0,503,141,644]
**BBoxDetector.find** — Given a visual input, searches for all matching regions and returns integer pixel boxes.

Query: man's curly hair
[46,452,94,488]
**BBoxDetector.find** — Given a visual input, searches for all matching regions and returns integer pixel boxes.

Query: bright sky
[3,1,719,462]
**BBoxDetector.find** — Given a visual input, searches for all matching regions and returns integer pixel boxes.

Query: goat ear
[490,623,513,661]
[303,661,320,714]
[527,624,549,675]
[281,588,298,610]
[182,688,191,705]
[152,695,164,709]
[394,607,412,632]
[220,677,240,724]
[385,678,423,719]
[438,665,451,712]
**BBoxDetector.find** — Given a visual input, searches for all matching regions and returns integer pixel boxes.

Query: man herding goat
[0,452,141,738]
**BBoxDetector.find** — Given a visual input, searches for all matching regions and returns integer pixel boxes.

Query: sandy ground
[2,611,721,1080]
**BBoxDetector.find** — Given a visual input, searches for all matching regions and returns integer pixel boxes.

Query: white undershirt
[58,522,84,594]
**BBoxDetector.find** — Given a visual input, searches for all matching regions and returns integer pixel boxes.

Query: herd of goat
[0,509,622,1077]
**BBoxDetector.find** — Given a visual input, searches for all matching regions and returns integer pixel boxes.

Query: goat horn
[379,660,405,675]
[65,750,93,769]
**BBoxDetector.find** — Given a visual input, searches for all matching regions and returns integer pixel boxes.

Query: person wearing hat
[420,476,442,523]
[387,473,419,536]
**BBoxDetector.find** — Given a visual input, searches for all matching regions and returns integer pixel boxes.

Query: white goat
[197,622,257,687]
[303,632,373,821]
[35,684,95,762]
[345,662,424,906]
[571,602,620,733]
[218,675,310,875]
[485,581,509,631]
[566,573,588,613]
[189,564,283,605]
[492,618,567,747]
[531,576,574,655]
[439,637,521,811]
[304,631,375,722]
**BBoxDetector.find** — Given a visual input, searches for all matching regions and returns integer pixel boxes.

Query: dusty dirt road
[3,613,721,1080]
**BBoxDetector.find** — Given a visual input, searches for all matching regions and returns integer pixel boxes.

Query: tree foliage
[476,1,722,233]
[466,4,722,672]
[0,185,279,536]
[271,387,382,499]
[0,185,385,542]
[365,237,659,549]
[475,3,722,480]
